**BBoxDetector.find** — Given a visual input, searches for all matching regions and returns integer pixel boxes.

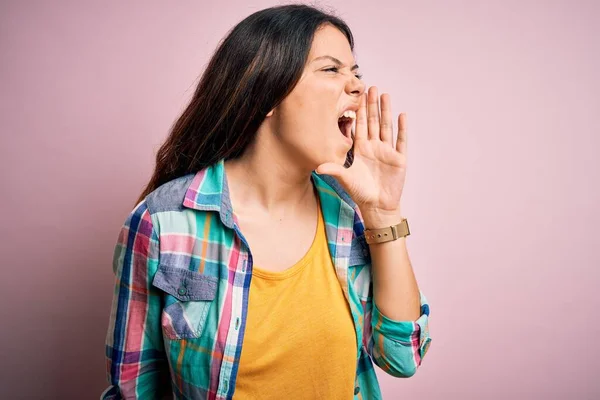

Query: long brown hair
[136,4,355,204]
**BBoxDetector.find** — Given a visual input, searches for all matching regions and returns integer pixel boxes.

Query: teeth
[340,110,356,120]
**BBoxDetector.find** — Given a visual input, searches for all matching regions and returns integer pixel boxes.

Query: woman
[102,4,431,400]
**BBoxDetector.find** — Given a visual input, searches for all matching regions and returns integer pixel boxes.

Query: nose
[346,74,366,97]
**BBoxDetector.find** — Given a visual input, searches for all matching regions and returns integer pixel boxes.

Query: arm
[363,211,432,377]
[101,201,170,399]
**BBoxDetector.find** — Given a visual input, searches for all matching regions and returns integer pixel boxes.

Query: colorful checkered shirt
[102,159,432,400]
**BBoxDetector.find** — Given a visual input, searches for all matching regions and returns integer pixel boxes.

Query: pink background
[2,1,598,398]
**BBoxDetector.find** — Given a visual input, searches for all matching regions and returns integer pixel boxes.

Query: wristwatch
[364,218,410,244]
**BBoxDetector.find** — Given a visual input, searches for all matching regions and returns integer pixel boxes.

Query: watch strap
[364,218,410,244]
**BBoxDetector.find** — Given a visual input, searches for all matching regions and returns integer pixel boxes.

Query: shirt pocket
[151,265,218,340]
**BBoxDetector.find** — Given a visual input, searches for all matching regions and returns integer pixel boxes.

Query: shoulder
[144,173,197,215]
[122,173,198,236]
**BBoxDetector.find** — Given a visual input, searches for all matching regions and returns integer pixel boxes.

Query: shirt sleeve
[101,201,170,399]
[367,290,432,378]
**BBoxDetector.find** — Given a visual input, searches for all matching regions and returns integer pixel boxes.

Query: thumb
[315,162,352,187]
[315,162,346,176]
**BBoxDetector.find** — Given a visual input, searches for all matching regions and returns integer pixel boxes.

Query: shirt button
[354,386,360,395]
[177,287,187,296]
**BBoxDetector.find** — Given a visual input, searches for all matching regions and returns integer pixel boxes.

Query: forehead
[308,24,355,64]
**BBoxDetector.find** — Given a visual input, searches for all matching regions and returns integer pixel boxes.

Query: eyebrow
[312,55,359,71]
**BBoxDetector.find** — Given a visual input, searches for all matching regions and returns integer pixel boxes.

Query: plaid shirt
[102,159,432,400]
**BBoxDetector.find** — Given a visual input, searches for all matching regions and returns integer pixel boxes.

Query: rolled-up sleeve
[101,201,169,399]
[368,291,432,378]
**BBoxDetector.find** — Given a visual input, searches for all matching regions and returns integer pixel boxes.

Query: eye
[323,67,363,80]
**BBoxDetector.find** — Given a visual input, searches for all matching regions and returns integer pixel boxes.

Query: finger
[379,93,393,146]
[367,86,380,140]
[354,92,368,140]
[396,112,407,154]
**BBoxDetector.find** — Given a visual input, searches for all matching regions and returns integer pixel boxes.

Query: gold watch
[364,219,410,244]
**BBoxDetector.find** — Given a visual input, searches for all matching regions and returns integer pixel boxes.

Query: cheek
[279,83,341,148]
[290,101,333,136]
[307,93,339,131]
[299,81,339,110]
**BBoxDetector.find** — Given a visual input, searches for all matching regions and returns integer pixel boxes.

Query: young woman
[102,4,432,400]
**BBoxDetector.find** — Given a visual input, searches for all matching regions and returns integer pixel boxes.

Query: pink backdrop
[2,1,598,398]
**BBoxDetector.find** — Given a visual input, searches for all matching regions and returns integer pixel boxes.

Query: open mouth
[338,117,353,138]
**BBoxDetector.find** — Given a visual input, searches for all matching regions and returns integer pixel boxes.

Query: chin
[332,144,353,165]
[317,151,348,170]
[303,136,349,170]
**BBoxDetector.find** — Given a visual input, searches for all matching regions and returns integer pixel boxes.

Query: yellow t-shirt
[234,201,357,399]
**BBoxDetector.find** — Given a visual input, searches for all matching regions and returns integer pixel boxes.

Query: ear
[266,109,274,117]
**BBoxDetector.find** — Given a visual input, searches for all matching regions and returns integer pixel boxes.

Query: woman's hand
[316,86,408,227]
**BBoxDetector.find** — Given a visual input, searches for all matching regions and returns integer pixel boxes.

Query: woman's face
[269,24,366,169]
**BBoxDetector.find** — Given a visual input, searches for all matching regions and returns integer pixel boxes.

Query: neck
[224,129,317,218]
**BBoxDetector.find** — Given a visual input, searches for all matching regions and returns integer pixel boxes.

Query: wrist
[361,208,404,229]
[363,216,410,244]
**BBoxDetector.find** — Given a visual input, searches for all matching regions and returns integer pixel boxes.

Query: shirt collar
[182,158,359,229]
